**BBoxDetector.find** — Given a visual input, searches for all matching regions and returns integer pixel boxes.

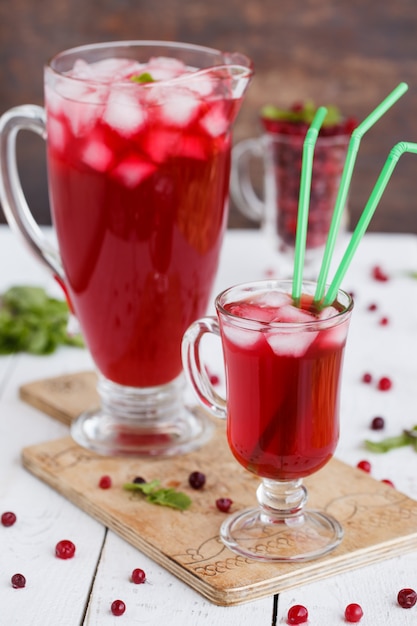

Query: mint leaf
[364,426,417,453]
[261,101,342,127]
[0,285,84,355]
[364,434,411,453]
[146,488,191,510]
[130,72,155,84]
[123,480,192,511]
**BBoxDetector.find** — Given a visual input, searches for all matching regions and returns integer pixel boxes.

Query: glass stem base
[70,373,214,457]
[220,478,343,562]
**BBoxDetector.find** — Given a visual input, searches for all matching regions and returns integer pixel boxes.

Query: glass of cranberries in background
[230,101,357,272]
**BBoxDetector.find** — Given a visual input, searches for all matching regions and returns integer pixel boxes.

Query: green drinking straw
[314,82,409,303]
[323,141,417,306]
[292,106,328,302]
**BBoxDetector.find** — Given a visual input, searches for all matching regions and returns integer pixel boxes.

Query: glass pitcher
[0,40,253,457]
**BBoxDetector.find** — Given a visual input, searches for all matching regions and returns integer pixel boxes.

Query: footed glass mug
[230,125,351,272]
[182,279,353,561]
[0,41,253,457]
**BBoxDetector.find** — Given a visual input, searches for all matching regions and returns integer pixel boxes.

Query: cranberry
[132,476,146,484]
[367,303,378,311]
[111,599,126,616]
[397,588,417,608]
[381,478,395,487]
[379,316,389,326]
[11,573,26,589]
[98,475,112,489]
[372,265,389,281]
[55,539,76,559]
[287,604,308,624]
[370,416,385,430]
[1,511,17,527]
[357,460,371,473]
[205,366,220,386]
[131,568,146,584]
[344,603,363,622]
[343,117,359,135]
[362,372,372,384]
[188,471,206,490]
[291,101,304,113]
[216,498,233,513]
[378,376,392,391]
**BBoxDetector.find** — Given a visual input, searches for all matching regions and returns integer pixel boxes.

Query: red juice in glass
[220,288,352,481]
[45,56,239,388]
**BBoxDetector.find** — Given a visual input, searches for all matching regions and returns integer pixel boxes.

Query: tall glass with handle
[182,279,353,561]
[230,117,352,273]
[0,41,253,457]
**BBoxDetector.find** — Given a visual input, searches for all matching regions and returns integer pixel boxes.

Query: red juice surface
[46,57,237,387]
[220,291,350,480]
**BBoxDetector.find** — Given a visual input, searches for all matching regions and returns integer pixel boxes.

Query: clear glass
[0,41,253,457]
[230,131,350,274]
[182,279,353,561]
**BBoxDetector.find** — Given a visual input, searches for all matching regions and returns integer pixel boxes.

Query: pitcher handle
[230,137,265,222]
[181,316,227,420]
[0,105,64,283]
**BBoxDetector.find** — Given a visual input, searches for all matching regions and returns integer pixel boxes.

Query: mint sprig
[123,480,191,511]
[0,286,84,355]
[130,72,155,84]
[261,101,342,126]
[365,426,417,453]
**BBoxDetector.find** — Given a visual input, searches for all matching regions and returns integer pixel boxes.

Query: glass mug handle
[230,137,265,222]
[0,105,65,284]
[181,316,227,420]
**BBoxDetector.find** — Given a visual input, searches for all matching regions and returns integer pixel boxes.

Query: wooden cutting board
[20,372,417,606]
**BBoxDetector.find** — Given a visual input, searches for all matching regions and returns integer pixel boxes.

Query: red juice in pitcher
[220,289,351,481]
[45,56,239,387]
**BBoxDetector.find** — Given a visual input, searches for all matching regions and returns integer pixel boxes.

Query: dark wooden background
[1,0,417,234]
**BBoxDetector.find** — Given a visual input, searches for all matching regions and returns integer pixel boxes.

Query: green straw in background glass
[291,106,328,302]
[323,141,417,305]
[314,82,409,304]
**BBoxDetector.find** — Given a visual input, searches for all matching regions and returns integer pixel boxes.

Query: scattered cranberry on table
[11,573,26,589]
[209,372,220,386]
[287,604,308,624]
[132,476,146,484]
[131,568,146,584]
[215,498,233,513]
[362,372,372,384]
[188,471,206,490]
[98,475,112,489]
[367,302,378,311]
[397,588,417,608]
[377,376,392,391]
[357,460,371,473]
[344,602,363,622]
[371,265,389,282]
[1,511,17,526]
[381,478,395,488]
[205,366,220,386]
[55,539,76,559]
[111,599,126,616]
[370,416,385,430]
[379,316,389,326]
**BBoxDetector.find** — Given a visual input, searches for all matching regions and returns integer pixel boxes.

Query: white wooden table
[1,225,417,625]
